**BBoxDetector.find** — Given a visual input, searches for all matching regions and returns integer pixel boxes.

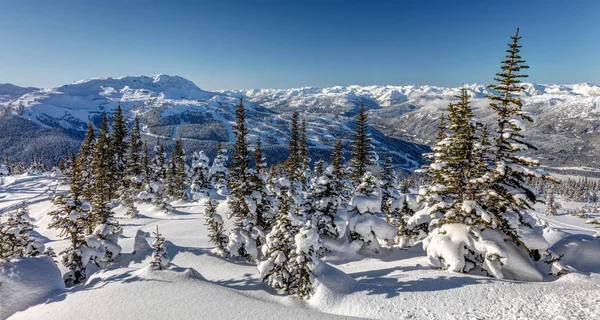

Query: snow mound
[550,234,600,273]
[10,265,344,320]
[424,224,544,281]
[0,257,64,319]
[543,227,569,246]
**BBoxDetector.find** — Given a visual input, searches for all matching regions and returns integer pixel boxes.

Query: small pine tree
[544,187,558,216]
[205,198,228,254]
[258,193,295,293]
[48,161,90,286]
[149,226,170,270]
[210,141,229,195]
[380,156,397,217]
[289,222,321,298]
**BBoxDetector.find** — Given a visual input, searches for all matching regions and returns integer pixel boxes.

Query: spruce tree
[544,187,558,215]
[486,28,542,253]
[289,222,321,298]
[304,165,343,240]
[125,116,143,189]
[142,141,150,184]
[349,102,373,184]
[380,156,397,217]
[286,112,301,184]
[79,122,96,201]
[174,139,187,200]
[258,193,295,293]
[228,98,252,226]
[205,198,228,254]
[48,161,89,286]
[210,141,229,195]
[299,118,310,186]
[111,105,128,182]
[149,226,170,270]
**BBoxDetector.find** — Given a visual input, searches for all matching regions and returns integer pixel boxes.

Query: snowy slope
[0,84,38,109]
[2,175,600,320]
[226,82,600,169]
[0,75,427,170]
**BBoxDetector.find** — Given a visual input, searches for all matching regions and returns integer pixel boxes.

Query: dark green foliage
[111,105,128,182]
[349,102,373,185]
[228,98,253,227]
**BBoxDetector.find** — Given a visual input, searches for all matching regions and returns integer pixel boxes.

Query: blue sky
[0,0,598,90]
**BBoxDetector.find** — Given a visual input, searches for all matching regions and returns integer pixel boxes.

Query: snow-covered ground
[2,174,600,320]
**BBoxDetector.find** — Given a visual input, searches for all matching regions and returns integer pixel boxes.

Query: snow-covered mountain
[227,83,600,169]
[0,75,427,170]
[4,75,600,170]
[0,83,38,107]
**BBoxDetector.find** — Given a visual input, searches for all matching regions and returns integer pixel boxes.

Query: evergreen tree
[251,136,275,232]
[313,159,324,177]
[142,141,150,184]
[486,28,543,254]
[125,115,143,189]
[47,161,90,286]
[258,193,295,293]
[286,112,302,184]
[173,139,187,200]
[2,154,10,175]
[210,141,229,195]
[165,152,178,198]
[349,102,373,184]
[205,198,228,255]
[78,122,96,201]
[92,112,117,202]
[380,156,397,217]
[125,188,138,218]
[228,98,253,226]
[304,165,344,241]
[544,187,558,215]
[299,118,310,186]
[189,150,210,200]
[289,222,321,298]
[111,105,128,182]
[149,226,170,270]
[5,202,45,258]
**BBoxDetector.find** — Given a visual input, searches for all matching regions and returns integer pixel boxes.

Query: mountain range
[0,75,426,171]
[1,74,599,173]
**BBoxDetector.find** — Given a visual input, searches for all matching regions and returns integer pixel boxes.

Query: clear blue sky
[0,0,598,90]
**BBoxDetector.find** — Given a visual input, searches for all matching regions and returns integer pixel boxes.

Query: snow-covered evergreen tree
[149,226,170,270]
[78,122,96,202]
[189,150,210,201]
[205,198,228,255]
[48,161,91,286]
[544,186,559,215]
[289,222,321,298]
[380,156,397,217]
[125,115,143,190]
[210,141,229,195]
[304,165,345,241]
[111,105,128,183]
[258,193,295,293]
